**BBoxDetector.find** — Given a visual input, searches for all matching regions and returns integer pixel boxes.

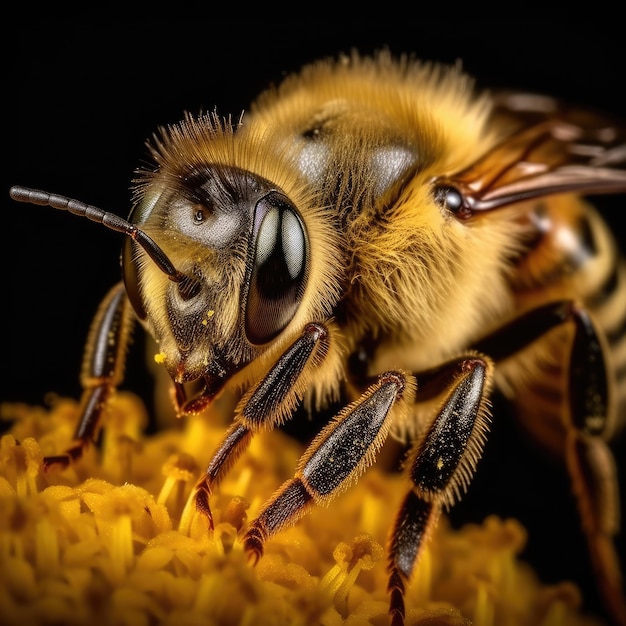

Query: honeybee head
[123,162,310,393]
[8,114,341,408]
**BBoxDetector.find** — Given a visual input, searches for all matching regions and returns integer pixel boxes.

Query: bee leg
[568,433,625,625]
[472,300,585,358]
[387,357,490,626]
[44,282,134,470]
[475,301,625,625]
[193,323,329,528]
[242,371,409,564]
[565,308,625,626]
[387,494,439,626]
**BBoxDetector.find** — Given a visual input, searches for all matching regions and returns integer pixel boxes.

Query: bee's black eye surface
[245,191,309,345]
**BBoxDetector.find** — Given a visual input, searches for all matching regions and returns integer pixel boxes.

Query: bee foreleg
[44,282,134,470]
[194,322,329,528]
[242,371,409,564]
[387,357,490,626]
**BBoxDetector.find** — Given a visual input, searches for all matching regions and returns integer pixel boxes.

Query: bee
[10,50,626,625]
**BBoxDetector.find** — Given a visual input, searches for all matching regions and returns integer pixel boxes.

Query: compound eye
[245,192,308,345]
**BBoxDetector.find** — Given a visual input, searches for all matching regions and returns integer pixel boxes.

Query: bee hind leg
[565,305,625,626]
[475,300,625,625]
[387,357,490,626]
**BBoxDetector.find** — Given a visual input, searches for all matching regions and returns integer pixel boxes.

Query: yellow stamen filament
[157,453,199,512]
[35,515,59,572]
[109,512,133,582]
[539,582,585,626]
[320,533,383,615]
[542,601,568,626]
[177,488,201,538]
[0,435,43,498]
[472,578,495,626]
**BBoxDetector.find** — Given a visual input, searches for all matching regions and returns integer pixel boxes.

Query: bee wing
[438,92,626,212]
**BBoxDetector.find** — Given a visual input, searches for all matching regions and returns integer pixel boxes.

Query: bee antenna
[9,186,192,285]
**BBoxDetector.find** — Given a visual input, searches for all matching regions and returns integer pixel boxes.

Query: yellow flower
[0,393,605,626]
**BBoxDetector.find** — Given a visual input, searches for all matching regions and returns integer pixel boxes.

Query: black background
[4,22,626,623]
